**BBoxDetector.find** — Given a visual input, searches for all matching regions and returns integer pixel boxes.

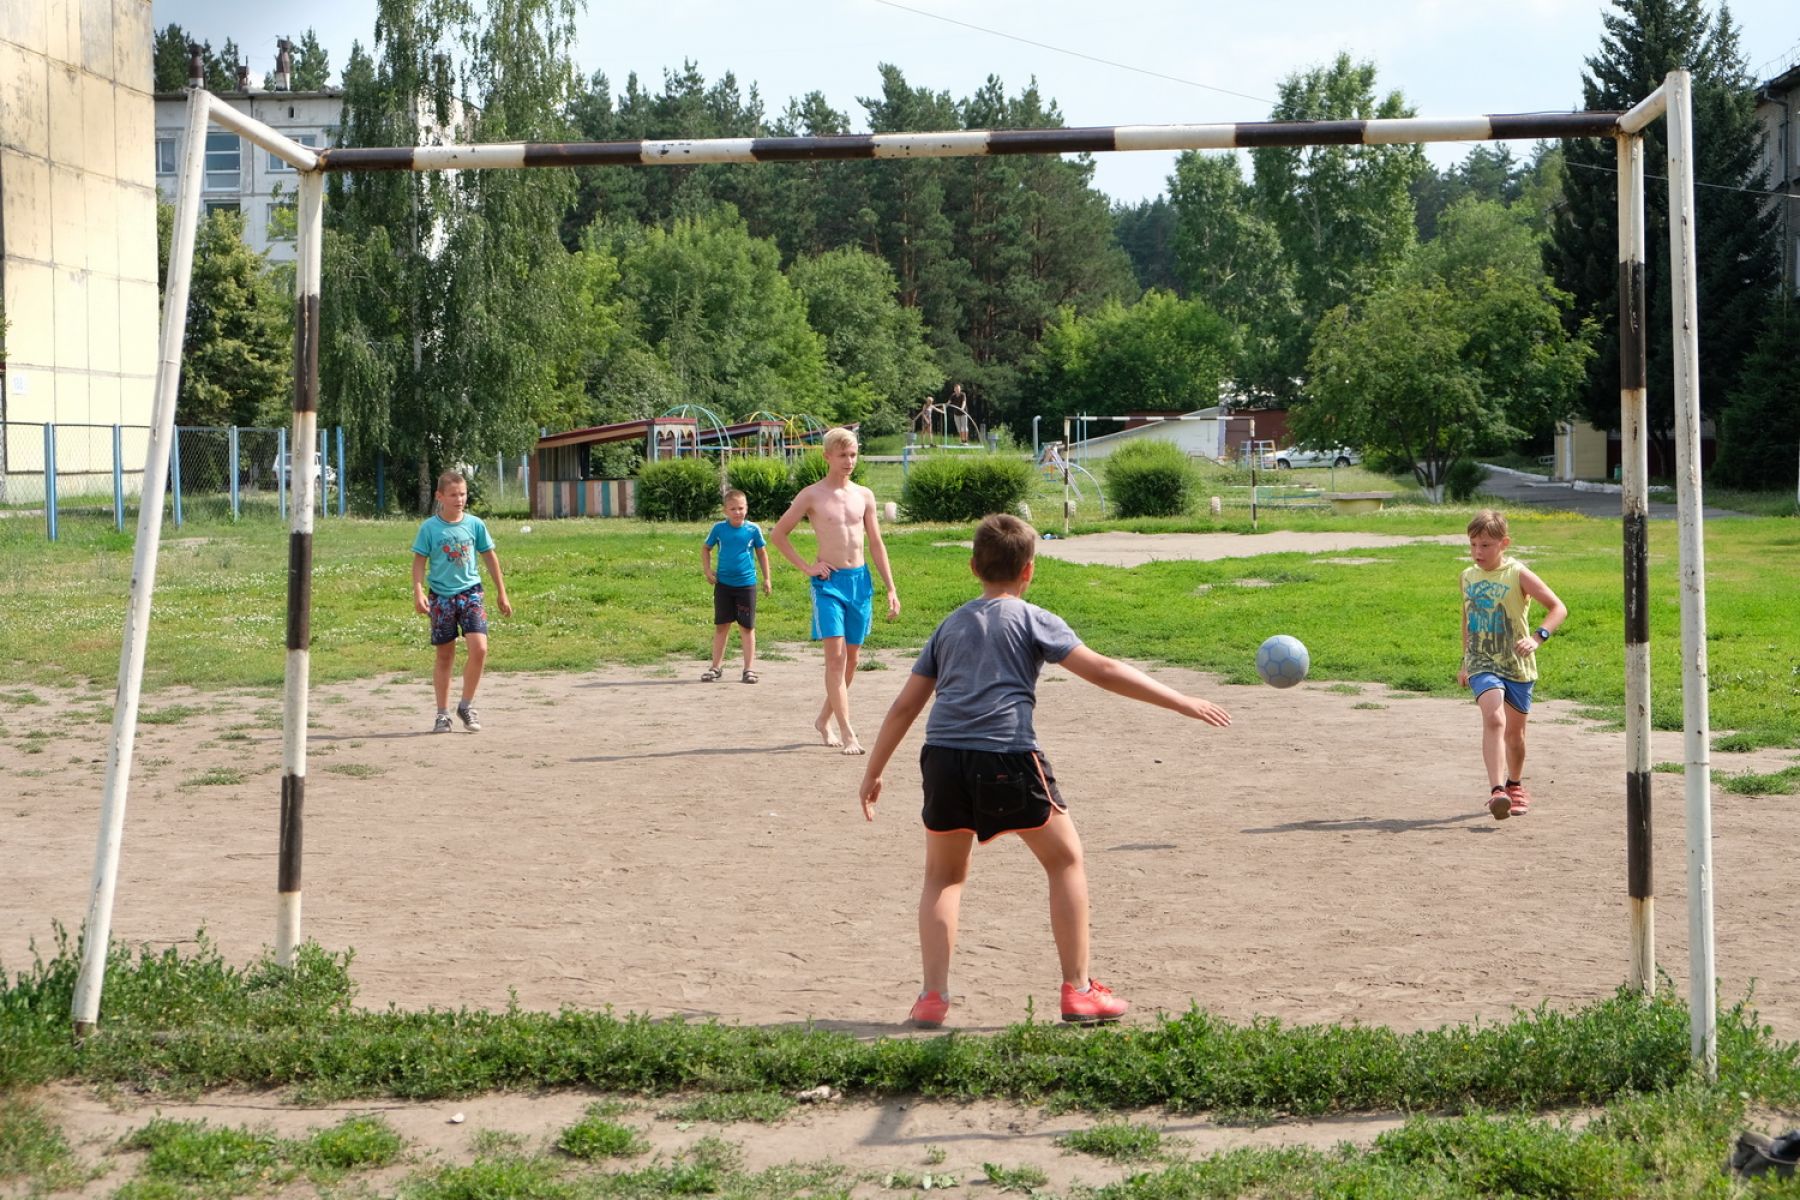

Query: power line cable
[866,0,1275,108]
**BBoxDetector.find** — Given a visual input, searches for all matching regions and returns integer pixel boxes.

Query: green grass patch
[321,761,387,778]
[120,1117,289,1192]
[0,689,45,705]
[1352,701,1387,710]
[1653,761,1685,774]
[181,768,247,788]
[557,1106,649,1159]
[983,1160,1050,1192]
[1324,683,1362,695]
[0,1095,92,1192]
[139,704,207,726]
[1719,765,1800,796]
[1057,1120,1164,1161]
[292,1113,405,1173]
[663,1091,795,1124]
[399,1154,573,1200]
[4,508,1797,749]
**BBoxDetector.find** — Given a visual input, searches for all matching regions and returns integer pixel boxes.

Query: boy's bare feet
[814,715,844,748]
[841,736,866,756]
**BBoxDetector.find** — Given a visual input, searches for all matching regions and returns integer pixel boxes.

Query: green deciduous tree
[601,208,834,420]
[1251,54,1424,398]
[789,248,942,435]
[1024,290,1238,424]
[1168,151,1299,401]
[1714,304,1800,491]
[156,203,291,428]
[1303,198,1593,499]
[1544,0,1777,475]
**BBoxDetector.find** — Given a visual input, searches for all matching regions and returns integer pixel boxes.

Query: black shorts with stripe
[713,582,758,628]
[919,744,1065,844]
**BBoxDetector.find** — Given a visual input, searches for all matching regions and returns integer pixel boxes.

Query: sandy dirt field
[6,531,1797,1192]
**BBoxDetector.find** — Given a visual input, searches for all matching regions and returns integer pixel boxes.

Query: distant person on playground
[858,513,1231,1028]
[770,427,901,755]
[914,395,939,439]
[948,383,971,443]
[1457,508,1567,820]
[411,471,513,733]
[701,489,773,684]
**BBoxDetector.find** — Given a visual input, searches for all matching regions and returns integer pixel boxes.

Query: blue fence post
[318,425,328,517]
[171,425,183,528]
[229,425,241,520]
[336,426,346,516]
[44,423,58,542]
[278,427,288,520]
[376,451,385,514]
[112,424,124,533]
[902,443,912,479]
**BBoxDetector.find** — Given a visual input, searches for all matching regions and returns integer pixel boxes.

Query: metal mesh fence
[0,422,349,539]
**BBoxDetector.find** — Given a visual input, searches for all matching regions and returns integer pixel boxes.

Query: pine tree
[1544,0,1777,474]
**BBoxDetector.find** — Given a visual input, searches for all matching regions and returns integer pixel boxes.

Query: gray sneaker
[433,712,453,734]
[457,704,481,732]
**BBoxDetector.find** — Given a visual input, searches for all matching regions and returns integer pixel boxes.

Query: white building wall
[1065,409,1226,461]
[153,90,342,263]
[1,0,158,476]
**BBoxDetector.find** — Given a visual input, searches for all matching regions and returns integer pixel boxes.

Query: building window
[204,199,241,217]
[266,132,318,172]
[267,195,298,241]
[156,137,178,175]
[204,131,241,192]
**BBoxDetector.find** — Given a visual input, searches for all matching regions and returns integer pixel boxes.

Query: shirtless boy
[770,427,901,755]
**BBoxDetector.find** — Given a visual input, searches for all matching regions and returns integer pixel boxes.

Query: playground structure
[528,407,840,519]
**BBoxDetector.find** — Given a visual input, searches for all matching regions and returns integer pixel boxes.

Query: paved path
[1476,465,1745,520]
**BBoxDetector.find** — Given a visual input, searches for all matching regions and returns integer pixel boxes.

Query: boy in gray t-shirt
[859,514,1232,1030]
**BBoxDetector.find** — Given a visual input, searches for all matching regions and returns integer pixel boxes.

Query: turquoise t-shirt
[704,520,766,587]
[411,514,494,596]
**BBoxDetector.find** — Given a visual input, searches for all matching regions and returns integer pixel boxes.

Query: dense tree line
[155,0,1789,509]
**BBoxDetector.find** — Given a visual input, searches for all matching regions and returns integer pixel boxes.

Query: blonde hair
[1466,508,1508,540]
[435,470,468,494]
[822,427,858,455]
[722,488,747,505]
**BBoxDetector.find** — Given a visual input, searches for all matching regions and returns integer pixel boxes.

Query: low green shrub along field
[2,504,1795,748]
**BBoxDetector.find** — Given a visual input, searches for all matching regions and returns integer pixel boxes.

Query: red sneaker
[908,991,950,1029]
[1488,785,1511,821]
[1506,782,1531,817]
[1060,978,1129,1024]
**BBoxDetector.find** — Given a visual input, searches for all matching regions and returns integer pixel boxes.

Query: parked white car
[273,451,338,488]
[1273,445,1360,469]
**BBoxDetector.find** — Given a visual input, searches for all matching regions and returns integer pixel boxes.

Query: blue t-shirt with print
[704,520,766,587]
[411,514,494,596]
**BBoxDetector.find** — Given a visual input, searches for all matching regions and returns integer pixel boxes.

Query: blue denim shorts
[1468,671,1534,714]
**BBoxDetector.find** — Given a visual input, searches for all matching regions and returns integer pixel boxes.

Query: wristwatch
[1534,626,1552,642]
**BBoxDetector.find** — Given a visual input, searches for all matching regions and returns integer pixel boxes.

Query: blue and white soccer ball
[1255,634,1310,689]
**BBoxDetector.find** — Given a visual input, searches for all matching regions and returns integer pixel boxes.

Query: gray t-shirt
[913,596,1082,752]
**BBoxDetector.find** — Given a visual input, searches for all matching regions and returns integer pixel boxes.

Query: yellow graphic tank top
[1461,557,1536,682]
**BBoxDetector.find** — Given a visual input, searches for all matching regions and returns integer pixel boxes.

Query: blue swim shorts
[1468,671,1534,714]
[809,564,873,645]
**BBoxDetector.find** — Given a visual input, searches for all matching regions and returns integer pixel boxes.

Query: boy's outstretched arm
[479,549,514,617]
[1059,646,1231,727]
[858,672,935,820]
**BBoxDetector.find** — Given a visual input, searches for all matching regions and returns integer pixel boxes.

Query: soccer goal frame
[74,73,1719,1074]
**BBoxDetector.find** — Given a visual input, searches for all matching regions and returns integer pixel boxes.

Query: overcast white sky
[153,0,1800,204]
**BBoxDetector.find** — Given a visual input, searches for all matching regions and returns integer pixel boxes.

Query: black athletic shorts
[919,744,1065,843]
[713,582,758,628]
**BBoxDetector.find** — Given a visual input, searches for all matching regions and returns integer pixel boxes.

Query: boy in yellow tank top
[1457,510,1568,820]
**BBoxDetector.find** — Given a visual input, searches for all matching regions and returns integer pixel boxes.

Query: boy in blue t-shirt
[701,489,773,683]
[410,471,513,732]
[858,514,1232,1030]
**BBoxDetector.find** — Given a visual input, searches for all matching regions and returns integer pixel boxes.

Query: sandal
[741,669,759,684]
[1488,785,1511,822]
[700,666,723,682]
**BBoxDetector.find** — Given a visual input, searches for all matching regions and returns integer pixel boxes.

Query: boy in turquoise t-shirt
[411,471,513,732]
[701,489,772,683]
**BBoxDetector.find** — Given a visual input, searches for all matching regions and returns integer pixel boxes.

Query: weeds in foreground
[662,1091,794,1125]
[1058,1121,1164,1161]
